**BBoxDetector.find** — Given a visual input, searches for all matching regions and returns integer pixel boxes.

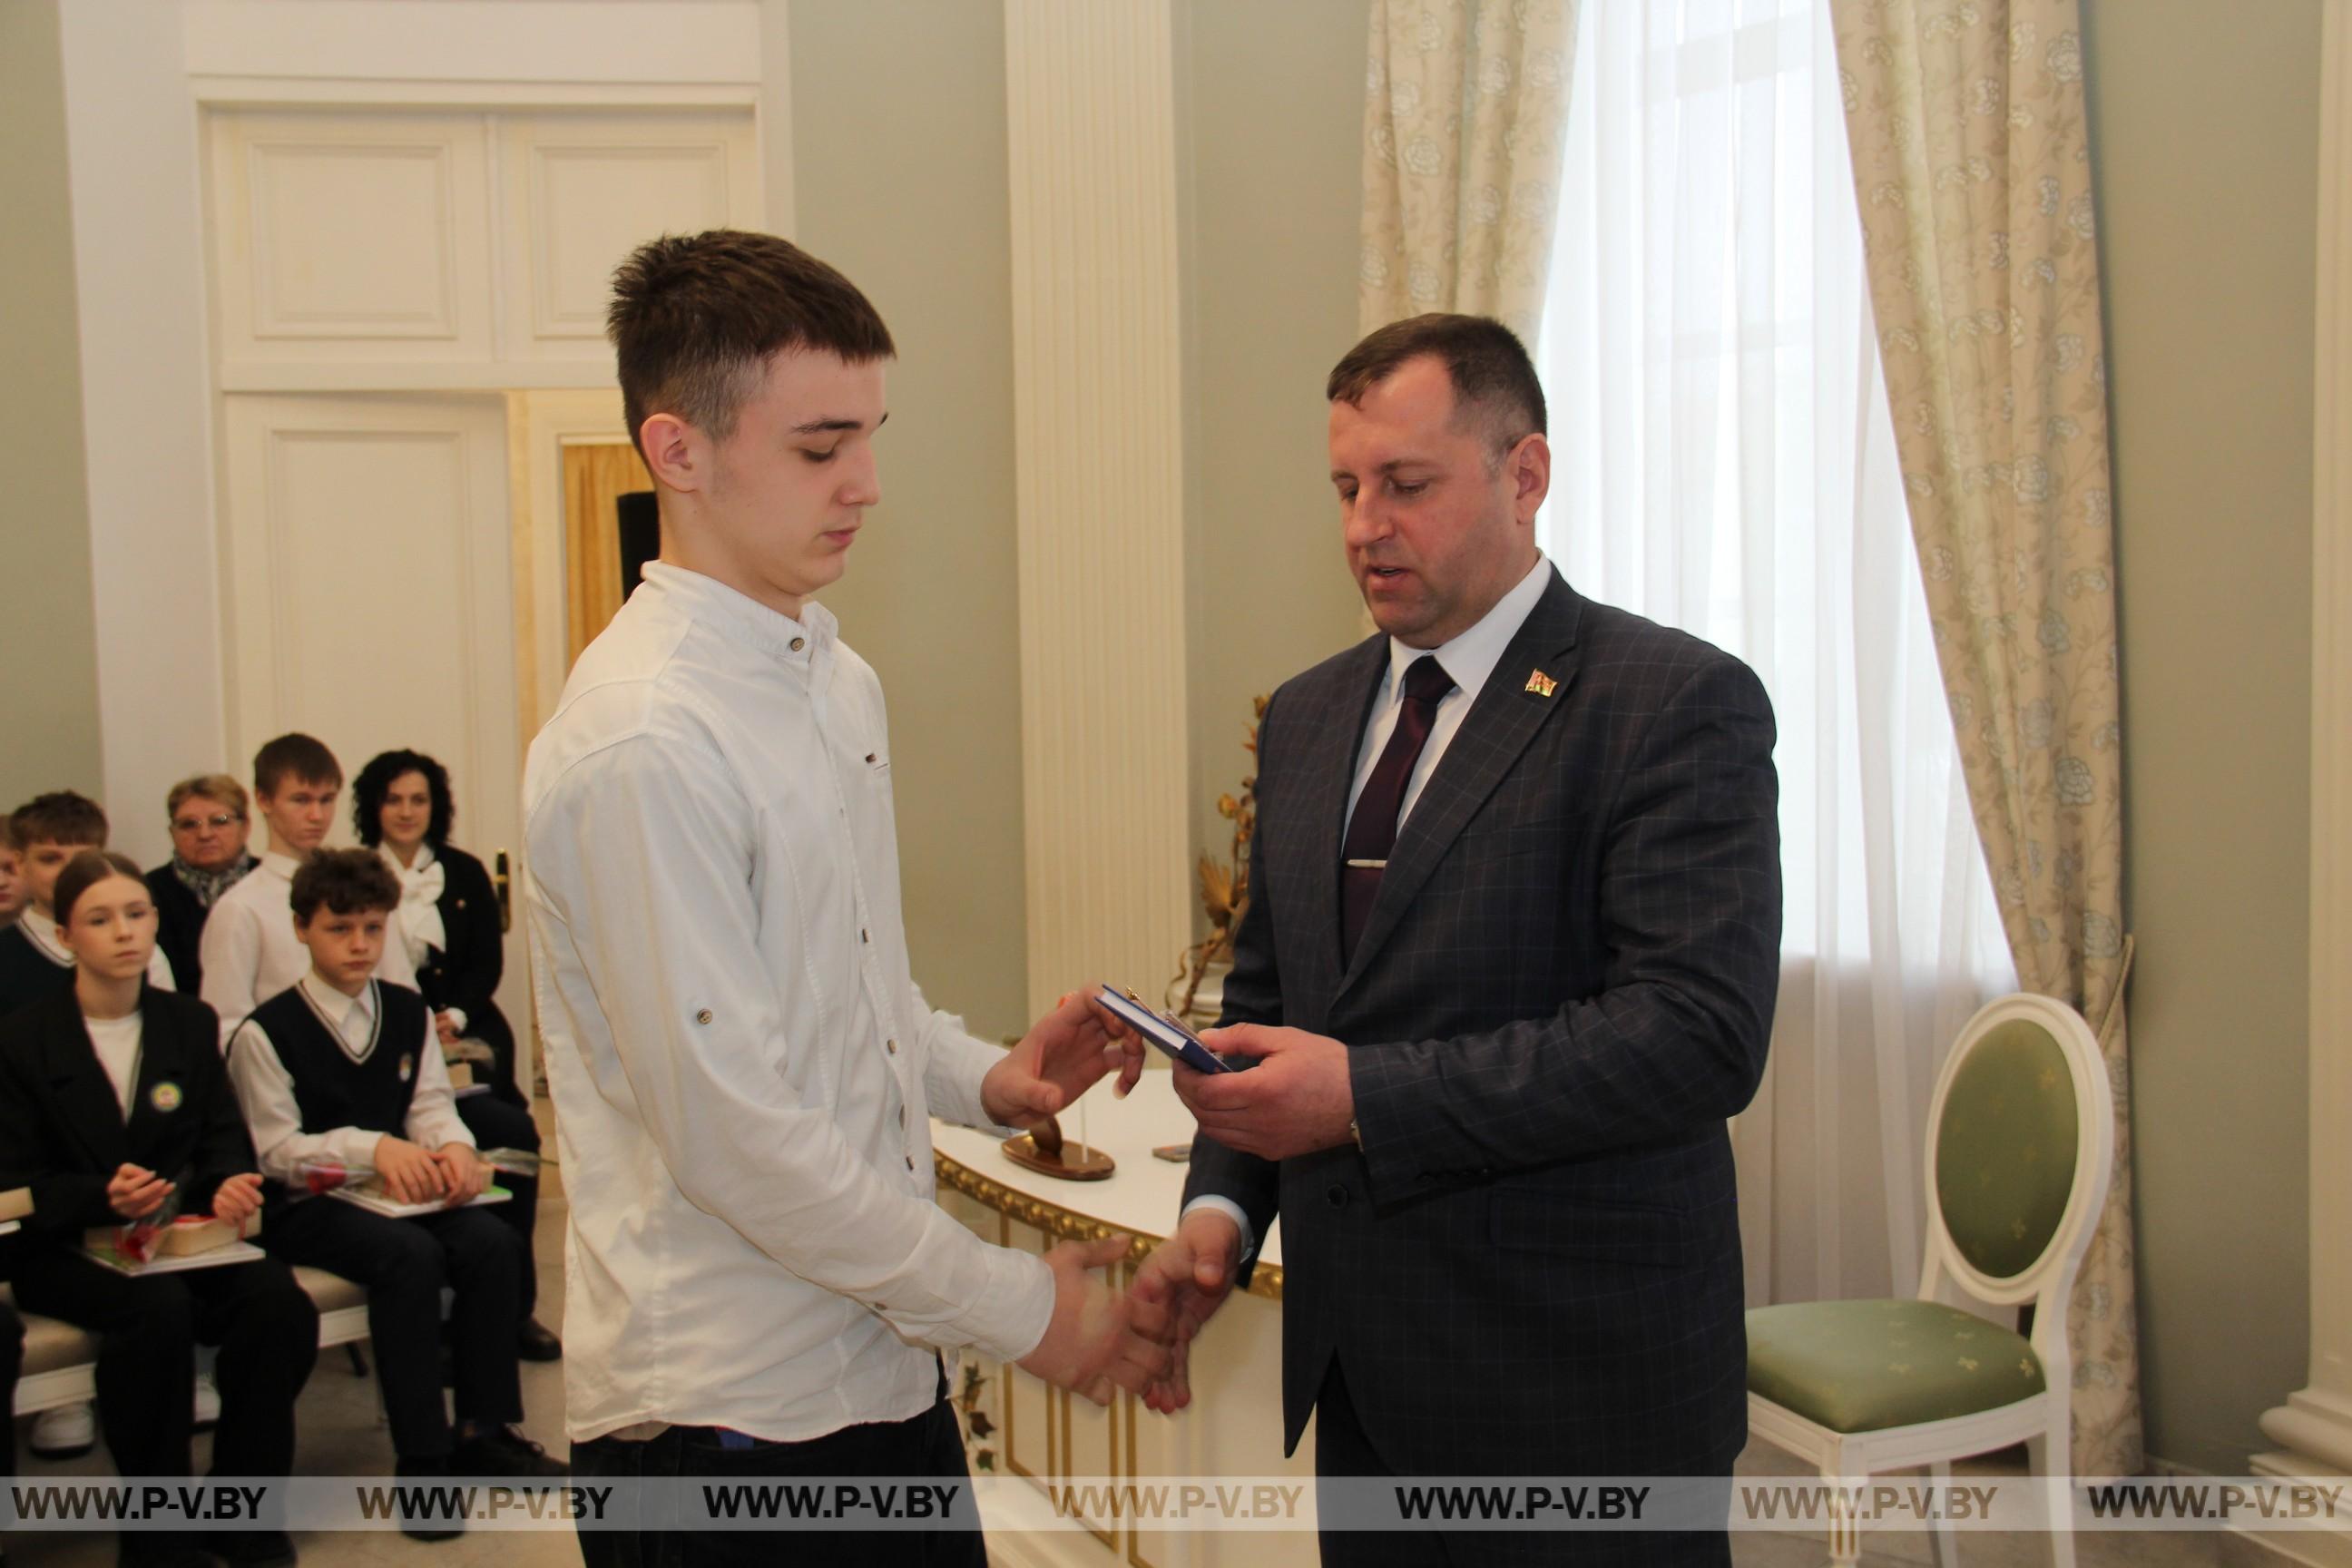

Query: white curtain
[1535,0,2015,1308]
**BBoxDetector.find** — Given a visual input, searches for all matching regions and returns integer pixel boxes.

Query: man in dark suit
[1132,315,1782,1566]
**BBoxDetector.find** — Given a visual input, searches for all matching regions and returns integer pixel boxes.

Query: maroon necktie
[1341,655,1455,962]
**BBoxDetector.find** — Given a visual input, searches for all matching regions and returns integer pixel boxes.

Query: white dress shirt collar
[260,850,303,881]
[639,562,836,665]
[298,971,377,1059]
[18,906,71,965]
[1382,552,1553,710]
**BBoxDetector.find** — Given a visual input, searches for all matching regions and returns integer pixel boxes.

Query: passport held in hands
[1095,985,1236,1075]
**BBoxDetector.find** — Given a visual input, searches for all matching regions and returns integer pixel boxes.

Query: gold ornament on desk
[1167,694,1267,1020]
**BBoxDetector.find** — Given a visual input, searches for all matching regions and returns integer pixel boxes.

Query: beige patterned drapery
[1830,0,2141,1477]
[1357,0,1579,340]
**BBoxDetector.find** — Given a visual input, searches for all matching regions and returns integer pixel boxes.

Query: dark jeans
[454,1093,543,1322]
[571,1371,984,1568]
[8,1251,316,1479]
[265,1198,523,1460]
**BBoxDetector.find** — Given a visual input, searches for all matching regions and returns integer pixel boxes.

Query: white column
[2252,6,2352,1564]
[59,2,227,868]
[1002,0,1192,1019]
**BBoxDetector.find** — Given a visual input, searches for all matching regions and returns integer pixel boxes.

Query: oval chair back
[1920,993,2116,1390]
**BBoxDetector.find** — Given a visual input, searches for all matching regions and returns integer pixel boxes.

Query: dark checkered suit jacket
[1185,568,1780,1485]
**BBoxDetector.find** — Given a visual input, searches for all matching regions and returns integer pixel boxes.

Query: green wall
[0,0,103,814]
[789,0,1370,1034]
[1177,0,1376,894]
[787,0,1031,1041]
[2083,0,2320,1474]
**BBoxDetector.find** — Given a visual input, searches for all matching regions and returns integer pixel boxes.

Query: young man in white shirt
[525,230,1169,1567]
[201,735,416,1048]
[225,850,562,1527]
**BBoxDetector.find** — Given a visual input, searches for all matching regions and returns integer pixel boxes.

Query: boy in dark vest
[224,850,563,1516]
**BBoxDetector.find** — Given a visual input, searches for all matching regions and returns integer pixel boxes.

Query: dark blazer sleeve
[433,848,505,1018]
[1181,692,1287,1268]
[1347,653,1782,1205]
[0,1004,115,1232]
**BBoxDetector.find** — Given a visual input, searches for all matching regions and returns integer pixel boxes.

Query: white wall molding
[1004,0,1192,1018]
[181,2,760,87]
[190,78,760,112]
[2251,4,2352,1563]
[46,0,778,866]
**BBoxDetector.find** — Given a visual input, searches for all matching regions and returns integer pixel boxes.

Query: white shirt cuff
[1179,1195,1257,1265]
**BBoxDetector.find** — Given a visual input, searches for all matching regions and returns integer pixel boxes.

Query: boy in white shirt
[226,849,561,1528]
[201,735,415,1048]
[527,230,1168,1567]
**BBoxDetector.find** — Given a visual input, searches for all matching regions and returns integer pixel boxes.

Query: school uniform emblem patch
[150,1081,182,1113]
[398,1053,415,1083]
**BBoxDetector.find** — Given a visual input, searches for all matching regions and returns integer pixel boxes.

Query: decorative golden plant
[1168,695,1268,1018]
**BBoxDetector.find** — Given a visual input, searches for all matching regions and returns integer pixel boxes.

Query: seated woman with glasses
[351,749,559,1362]
[145,774,258,995]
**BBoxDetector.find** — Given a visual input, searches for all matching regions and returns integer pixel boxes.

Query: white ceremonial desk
[933,1071,1319,1568]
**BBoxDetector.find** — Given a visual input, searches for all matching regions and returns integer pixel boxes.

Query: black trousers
[1314,1358,1732,1568]
[0,1299,22,1484]
[265,1199,523,1460]
[1315,1357,1453,1568]
[454,1093,542,1322]
[8,1250,316,1479]
[571,1370,984,1568]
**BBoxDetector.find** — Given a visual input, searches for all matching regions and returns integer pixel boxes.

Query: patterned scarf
[172,852,257,909]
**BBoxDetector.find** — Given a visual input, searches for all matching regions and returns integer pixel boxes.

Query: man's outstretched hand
[1129,1207,1242,1415]
[1017,1235,1175,1406]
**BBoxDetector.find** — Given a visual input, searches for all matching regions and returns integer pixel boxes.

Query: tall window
[1535,0,2015,1304]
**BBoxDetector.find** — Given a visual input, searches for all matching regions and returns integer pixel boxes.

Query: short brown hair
[253,733,341,799]
[289,848,399,923]
[1326,313,1548,459]
[11,790,109,850]
[167,773,250,824]
[53,850,144,928]
[607,229,897,462]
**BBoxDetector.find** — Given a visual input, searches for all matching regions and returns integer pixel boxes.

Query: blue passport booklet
[1094,985,1236,1074]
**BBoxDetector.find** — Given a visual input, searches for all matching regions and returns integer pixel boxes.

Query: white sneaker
[193,1370,221,1428]
[29,1402,95,1458]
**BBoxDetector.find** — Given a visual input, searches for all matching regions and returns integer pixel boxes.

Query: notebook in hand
[1095,985,1235,1074]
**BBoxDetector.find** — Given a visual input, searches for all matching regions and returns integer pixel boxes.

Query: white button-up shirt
[200,852,417,1049]
[1344,552,1554,832]
[225,974,471,1182]
[523,564,1053,1445]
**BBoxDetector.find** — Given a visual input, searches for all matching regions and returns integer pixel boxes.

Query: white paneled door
[220,393,533,1086]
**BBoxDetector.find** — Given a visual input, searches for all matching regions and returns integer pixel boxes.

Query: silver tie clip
[1345,858,1388,869]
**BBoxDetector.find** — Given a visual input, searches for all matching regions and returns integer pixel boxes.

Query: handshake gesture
[1005,1208,1244,1412]
[977,994,1267,1410]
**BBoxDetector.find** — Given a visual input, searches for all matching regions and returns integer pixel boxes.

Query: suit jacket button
[1326,1185,1348,1209]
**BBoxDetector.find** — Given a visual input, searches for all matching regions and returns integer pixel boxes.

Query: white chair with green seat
[1744,992,2113,1567]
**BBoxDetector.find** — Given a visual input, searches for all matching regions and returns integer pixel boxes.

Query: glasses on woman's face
[173,812,240,834]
